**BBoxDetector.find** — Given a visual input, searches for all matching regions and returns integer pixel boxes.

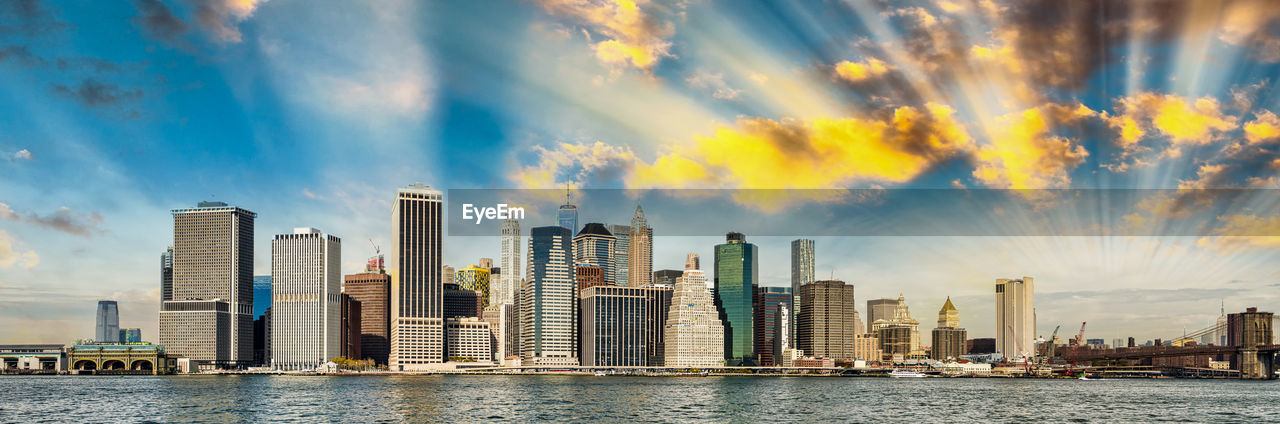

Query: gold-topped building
[931,296,967,361]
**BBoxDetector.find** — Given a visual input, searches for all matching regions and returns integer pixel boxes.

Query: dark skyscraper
[390,184,444,370]
[714,232,759,366]
[253,276,271,318]
[344,271,391,365]
[754,286,792,366]
[161,247,173,303]
[652,269,682,287]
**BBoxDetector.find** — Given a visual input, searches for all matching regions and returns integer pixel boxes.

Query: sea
[1,375,1278,423]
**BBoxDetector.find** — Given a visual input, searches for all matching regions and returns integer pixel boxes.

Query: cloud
[0,203,104,237]
[0,0,71,36]
[190,0,268,43]
[629,103,972,190]
[510,141,640,189]
[1109,93,1236,146]
[972,103,1094,189]
[0,45,41,67]
[50,79,143,108]
[1197,213,1280,249]
[833,57,893,83]
[535,0,677,72]
[1243,110,1280,144]
[1217,0,1280,62]
[301,188,324,200]
[684,70,741,100]
[131,0,189,42]
[11,149,31,161]
[0,230,38,269]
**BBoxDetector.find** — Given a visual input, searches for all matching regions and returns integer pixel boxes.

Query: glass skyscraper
[95,300,120,343]
[557,189,578,233]
[572,223,616,284]
[521,226,578,365]
[714,232,758,366]
[253,276,272,318]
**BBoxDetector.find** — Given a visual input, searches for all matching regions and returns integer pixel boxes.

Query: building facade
[456,265,491,308]
[714,232,758,366]
[797,280,858,360]
[499,219,521,306]
[390,184,445,370]
[580,285,650,366]
[789,239,814,322]
[995,277,1035,360]
[444,284,483,318]
[160,247,173,303]
[627,206,653,287]
[120,328,142,343]
[643,286,673,366]
[340,294,363,360]
[270,228,342,371]
[931,297,966,360]
[446,317,493,362]
[343,271,391,364]
[609,224,630,287]
[575,265,606,292]
[663,254,724,368]
[853,333,882,362]
[96,300,120,343]
[652,269,682,287]
[873,294,921,359]
[754,286,792,366]
[866,298,898,332]
[482,303,517,362]
[558,189,578,233]
[521,226,578,365]
[161,201,255,367]
[573,223,617,284]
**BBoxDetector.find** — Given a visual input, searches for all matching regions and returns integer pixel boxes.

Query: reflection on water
[1,375,1278,422]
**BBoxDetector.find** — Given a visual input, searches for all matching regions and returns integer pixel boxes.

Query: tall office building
[456,265,491,308]
[754,286,792,366]
[160,248,173,303]
[95,300,120,343]
[499,218,521,349]
[160,201,255,366]
[580,285,650,366]
[575,265,607,291]
[609,224,631,286]
[270,228,342,371]
[714,232,758,366]
[444,283,483,318]
[343,270,391,364]
[790,239,814,315]
[867,298,898,332]
[482,303,517,362]
[873,293,921,359]
[643,286,673,366]
[521,226,578,365]
[627,206,653,287]
[390,184,444,370]
[652,269,682,287]
[573,223,617,284]
[797,280,858,360]
[774,303,791,360]
[558,189,578,233]
[931,297,966,360]
[663,254,724,368]
[340,293,362,360]
[995,277,1035,360]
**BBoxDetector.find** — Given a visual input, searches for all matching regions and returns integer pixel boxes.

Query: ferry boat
[888,369,928,378]
[594,371,608,377]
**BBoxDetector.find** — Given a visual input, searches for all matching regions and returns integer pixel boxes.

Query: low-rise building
[446,317,492,363]
[0,345,65,373]
[67,343,176,375]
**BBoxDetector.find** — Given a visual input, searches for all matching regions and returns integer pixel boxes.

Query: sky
[3,0,1280,346]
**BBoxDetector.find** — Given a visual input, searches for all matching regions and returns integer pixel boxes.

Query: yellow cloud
[537,0,675,72]
[1244,110,1280,144]
[1112,93,1236,146]
[0,230,39,269]
[972,104,1093,189]
[628,103,972,190]
[1198,214,1280,249]
[834,58,893,83]
[509,141,639,189]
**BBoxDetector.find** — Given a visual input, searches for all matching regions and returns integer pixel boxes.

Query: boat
[594,371,608,377]
[888,369,928,378]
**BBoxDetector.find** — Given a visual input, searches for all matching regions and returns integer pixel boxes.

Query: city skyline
[4,0,1280,352]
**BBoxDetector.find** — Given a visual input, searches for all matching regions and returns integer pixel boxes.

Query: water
[1,375,1278,423]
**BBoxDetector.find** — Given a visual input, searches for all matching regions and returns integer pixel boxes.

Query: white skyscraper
[996,277,1035,360]
[499,219,521,306]
[663,253,724,368]
[270,228,342,371]
[390,183,445,370]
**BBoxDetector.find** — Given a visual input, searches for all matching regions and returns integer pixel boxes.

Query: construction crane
[368,238,381,255]
[1031,325,1060,376]
[1068,322,1087,375]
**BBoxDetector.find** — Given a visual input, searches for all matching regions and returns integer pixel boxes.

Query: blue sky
[3,0,1280,345]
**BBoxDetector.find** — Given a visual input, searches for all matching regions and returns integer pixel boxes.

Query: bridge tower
[1228,307,1275,380]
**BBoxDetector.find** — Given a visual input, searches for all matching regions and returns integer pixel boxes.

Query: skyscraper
[390,184,444,370]
[580,285,650,366]
[995,277,1035,360]
[482,303,517,362]
[558,189,578,233]
[652,269,682,288]
[456,265,491,308]
[499,219,521,306]
[573,223,617,283]
[160,201,255,366]
[340,293,362,360]
[521,226,578,366]
[664,253,724,368]
[95,300,120,343]
[790,239,814,315]
[754,286,792,366]
[575,265,607,291]
[874,293,921,359]
[270,228,342,371]
[119,328,142,343]
[866,298,898,331]
[797,280,858,360]
[627,206,653,287]
[609,224,631,286]
[253,276,271,318]
[714,232,758,366]
[343,271,391,364]
[160,247,173,303]
[931,297,966,361]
